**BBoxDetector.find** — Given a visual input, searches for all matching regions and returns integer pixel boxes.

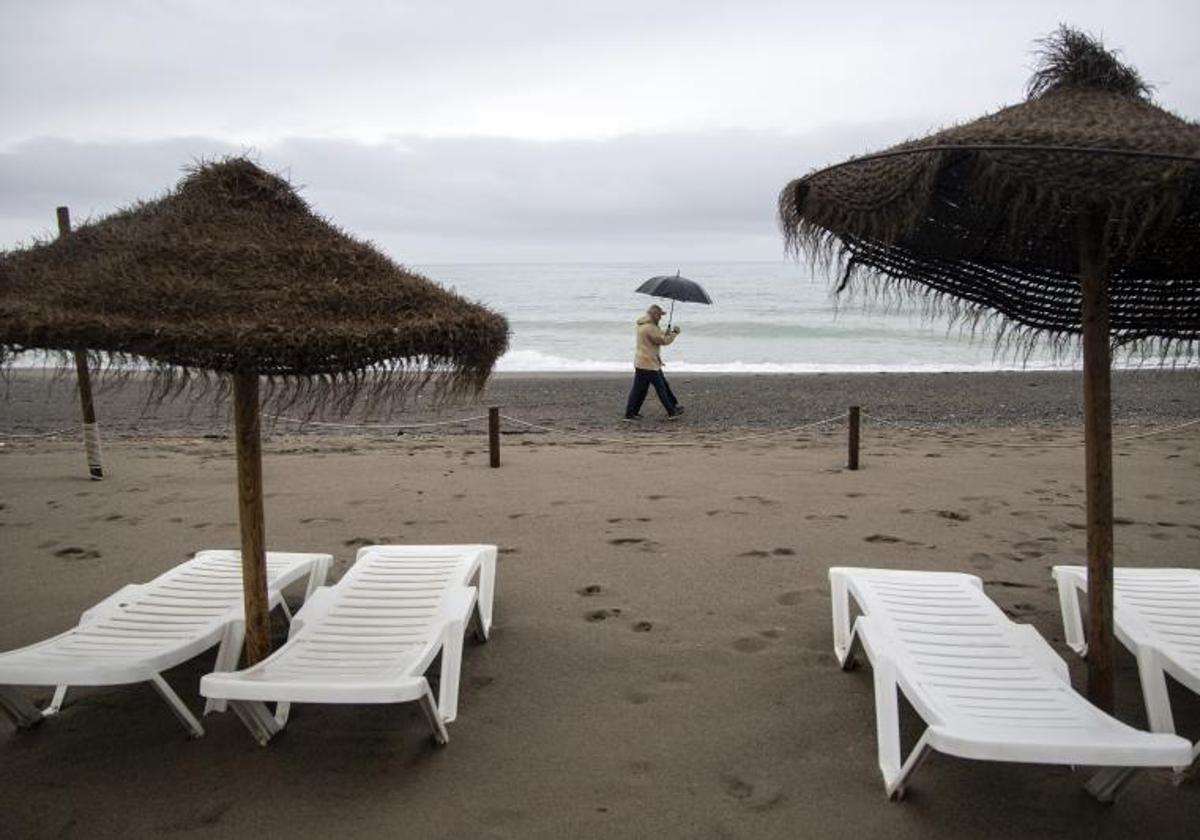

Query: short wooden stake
[489,406,501,468]
[848,405,861,471]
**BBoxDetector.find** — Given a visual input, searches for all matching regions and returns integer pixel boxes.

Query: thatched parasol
[778,26,1200,711]
[1,158,510,663]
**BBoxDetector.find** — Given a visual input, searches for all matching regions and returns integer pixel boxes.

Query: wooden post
[848,405,860,471]
[488,406,501,468]
[1079,208,1115,713]
[233,372,271,665]
[58,207,103,480]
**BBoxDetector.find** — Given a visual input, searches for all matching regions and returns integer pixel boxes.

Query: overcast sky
[2,1,1197,262]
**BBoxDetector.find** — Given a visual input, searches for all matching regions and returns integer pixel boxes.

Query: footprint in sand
[771,547,796,556]
[935,510,971,522]
[731,636,770,653]
[610,537,647,546]
[968,552,996,570]
[578,584,603,596]
[776,590,813,606]
[498,546,520,555]
[299,516,344,524]
[587,608,623,622]
[343,536,380,548]
[54,546,101,560]
[734,495,780,506]
[632,621,654,633]
[624,688,653,705]
[987,579,1036,589]
[719,774,784,812]
[738,550,771,558]
[864,534,902,544]
[466,674,494,691]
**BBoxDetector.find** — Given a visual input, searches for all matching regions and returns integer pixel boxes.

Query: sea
[8,260,1179,374]
[420,261,1087,374]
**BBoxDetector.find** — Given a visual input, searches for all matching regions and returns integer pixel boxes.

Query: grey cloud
[0,123,917,261]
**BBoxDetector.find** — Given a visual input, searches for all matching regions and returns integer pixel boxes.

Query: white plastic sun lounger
[0,550,331,738]
[200,544,497,746]
[830,567,1192,801]
[1053,565,1200,770]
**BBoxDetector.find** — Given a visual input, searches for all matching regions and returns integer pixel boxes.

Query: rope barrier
[0,428,74,439]
[498,413,845,448]
[266,413,489,430]
[861,412,1200,448]
[3,411,1194,453]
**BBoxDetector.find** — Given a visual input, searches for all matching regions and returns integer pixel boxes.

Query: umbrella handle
[667,299,675,332]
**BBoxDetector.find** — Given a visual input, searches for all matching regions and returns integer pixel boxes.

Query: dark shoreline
[2,368,1197,438]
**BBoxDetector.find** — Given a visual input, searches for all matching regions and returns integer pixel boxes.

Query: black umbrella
[635,271,714,329]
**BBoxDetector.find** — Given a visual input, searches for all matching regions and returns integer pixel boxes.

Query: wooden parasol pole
[57,207,104,480]
[233,371,271,665]
[1079,208,1115,713]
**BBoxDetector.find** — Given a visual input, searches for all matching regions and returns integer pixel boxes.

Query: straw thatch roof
[778,26,1200,355]
[0,158,509,408]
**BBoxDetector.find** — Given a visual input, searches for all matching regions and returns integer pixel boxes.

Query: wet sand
[1,370,1198,838]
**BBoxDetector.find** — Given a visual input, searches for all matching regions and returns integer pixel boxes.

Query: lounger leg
[150,675,205,739]
[1055,573,1088,657]
[204,620,245,715]
[1085,767,1140,803]
[475,552,495,642]
[0,686,44,729]
[229,700,283,747]
[889,735,933,802]
[438,621,466,723]
[831,571,855,667]
[274,702,291,727]
[1133,648,1189,773]
[870,657,930,801]
[43,685,68,717]
[417,682,450,746]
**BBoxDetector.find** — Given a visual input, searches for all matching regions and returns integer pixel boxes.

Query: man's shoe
[666,412,681,421]
[622,415,640,422]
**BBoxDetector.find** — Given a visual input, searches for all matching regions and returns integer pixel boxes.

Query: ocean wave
[494,349,1094,374]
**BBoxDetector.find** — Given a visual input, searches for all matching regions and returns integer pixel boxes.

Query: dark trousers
[625,368,677,417]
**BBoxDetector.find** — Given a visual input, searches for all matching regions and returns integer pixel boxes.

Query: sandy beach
[1,370,1198,838]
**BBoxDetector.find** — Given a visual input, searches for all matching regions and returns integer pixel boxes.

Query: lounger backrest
[80,551,314,657]
[353,544,489,589]
[273,548,475,680]
[1111,569,1200,693]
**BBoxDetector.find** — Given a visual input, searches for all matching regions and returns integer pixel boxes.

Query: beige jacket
[633,315,677,371]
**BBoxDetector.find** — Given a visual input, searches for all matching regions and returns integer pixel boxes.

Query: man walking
[624,303,684,420]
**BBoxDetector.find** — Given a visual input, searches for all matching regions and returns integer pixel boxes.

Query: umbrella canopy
[0,157,510,662]
[1,158,509,398]
[636,273,714,305]
[779,27,1200,351]
[778,27,1200,712]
